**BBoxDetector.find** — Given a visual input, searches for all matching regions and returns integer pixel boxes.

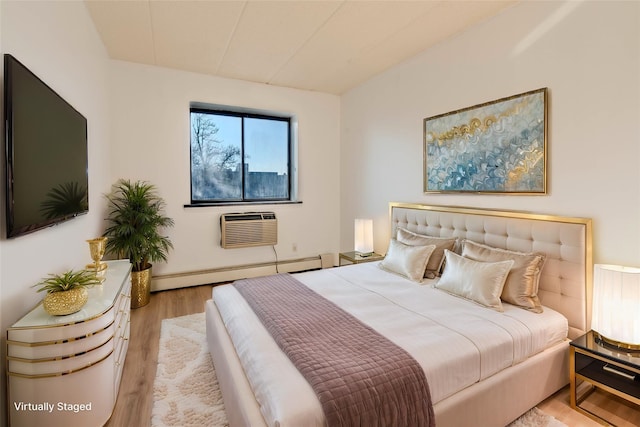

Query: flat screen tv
[4,54,88,238]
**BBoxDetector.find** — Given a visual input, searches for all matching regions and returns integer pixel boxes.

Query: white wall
[109,61,341,280]
[0,2,111,425]
[341,0,640,266]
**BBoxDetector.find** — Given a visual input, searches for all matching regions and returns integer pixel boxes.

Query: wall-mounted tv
[4,54,88,238]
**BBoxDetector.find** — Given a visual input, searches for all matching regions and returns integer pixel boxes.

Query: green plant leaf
[103,179,174,271]
[33,270,101,293]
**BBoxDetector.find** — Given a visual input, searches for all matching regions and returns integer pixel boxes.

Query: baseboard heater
[220,212,277,249]
[150,255,331,292]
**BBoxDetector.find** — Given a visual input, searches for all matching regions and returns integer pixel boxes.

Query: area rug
[152,312,567,427]
[507,407,567,427]
[152,312,229,427]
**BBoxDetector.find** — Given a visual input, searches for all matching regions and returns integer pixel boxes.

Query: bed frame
[205,203,593,427]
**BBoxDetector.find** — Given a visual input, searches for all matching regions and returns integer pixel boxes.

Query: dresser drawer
[7,320,115,360]
[7,260,132,427]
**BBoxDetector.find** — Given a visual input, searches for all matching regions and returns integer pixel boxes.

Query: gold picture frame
[424,88,547,194]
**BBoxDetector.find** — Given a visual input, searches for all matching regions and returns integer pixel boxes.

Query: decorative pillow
[461,240,546,313]
[396,228,457,279]
[436,250,514,311]
[379,239,436,283]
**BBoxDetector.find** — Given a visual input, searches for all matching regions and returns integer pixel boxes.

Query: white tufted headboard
[390,203,593,339]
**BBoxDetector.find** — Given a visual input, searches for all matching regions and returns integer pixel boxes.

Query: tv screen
[4,54,88,238]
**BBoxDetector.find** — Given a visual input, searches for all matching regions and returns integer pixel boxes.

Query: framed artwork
[424,88,547,194]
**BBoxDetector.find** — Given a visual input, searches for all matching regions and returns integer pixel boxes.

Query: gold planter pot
[131,265,152,309]
[43,287,89,316]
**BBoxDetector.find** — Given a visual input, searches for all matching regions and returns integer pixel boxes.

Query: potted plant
[103,179,174,308]
[34,269,101,315]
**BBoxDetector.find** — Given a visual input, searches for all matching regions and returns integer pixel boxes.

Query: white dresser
[7,260,132,427]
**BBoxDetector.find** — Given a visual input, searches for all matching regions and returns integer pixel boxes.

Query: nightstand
[338,251,384,266]
[570,330,640,424]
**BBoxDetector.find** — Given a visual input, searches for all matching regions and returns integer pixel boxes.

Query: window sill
[184,200,302,208]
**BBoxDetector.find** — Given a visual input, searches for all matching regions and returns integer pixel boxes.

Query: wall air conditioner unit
[220,212,277,249]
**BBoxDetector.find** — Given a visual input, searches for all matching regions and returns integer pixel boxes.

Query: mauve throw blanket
[234,274,435,427]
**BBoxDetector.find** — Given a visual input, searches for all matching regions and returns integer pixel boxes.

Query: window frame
[188,104,296,206]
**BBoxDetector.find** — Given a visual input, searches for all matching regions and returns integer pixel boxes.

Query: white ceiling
[85,0,516,94]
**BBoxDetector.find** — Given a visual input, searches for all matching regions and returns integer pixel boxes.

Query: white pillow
[396,228,457,278]
[436,250,514,311]
[379,239,436,283]
[461,240,545,313]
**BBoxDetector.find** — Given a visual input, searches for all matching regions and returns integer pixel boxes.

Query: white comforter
[213,262,568,427]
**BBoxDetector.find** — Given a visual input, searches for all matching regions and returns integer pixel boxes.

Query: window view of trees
[191,113,241,199]
[190,109,290,202]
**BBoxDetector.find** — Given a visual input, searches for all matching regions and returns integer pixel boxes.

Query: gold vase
[131,265,152,309]
[86,237,108,274]
[43,288,89,316]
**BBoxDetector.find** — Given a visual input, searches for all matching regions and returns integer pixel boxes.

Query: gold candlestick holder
[87,237,108,279]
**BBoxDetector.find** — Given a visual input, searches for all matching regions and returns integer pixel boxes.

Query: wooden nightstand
[338,251,384,266]
[570,330,640,425]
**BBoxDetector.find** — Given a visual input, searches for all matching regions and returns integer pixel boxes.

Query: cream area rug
[152,312,229,427]
[152,312,567,427]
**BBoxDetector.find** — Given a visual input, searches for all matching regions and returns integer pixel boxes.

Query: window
[189,106,293,204]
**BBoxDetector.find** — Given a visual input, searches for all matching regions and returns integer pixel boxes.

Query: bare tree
[191,113,241,198]
[191,113,221,189]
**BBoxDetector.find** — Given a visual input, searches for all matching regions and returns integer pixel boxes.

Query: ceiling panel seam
[216,0,249,74]
[267,0,346,86]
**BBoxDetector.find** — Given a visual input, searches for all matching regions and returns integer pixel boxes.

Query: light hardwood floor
[107,284,640,427]
[106,284,214,427]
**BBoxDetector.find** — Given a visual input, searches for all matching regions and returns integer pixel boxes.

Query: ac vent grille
[220,212,277,249]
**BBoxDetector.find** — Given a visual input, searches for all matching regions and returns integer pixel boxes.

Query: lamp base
[593,331,640,353]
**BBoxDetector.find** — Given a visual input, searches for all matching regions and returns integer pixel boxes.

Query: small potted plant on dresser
[34,269,102,316]
[103,179,174,308]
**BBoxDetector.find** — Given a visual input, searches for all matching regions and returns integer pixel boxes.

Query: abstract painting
[424,88,547,194]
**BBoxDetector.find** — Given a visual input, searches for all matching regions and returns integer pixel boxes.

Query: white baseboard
[151,256,328,291]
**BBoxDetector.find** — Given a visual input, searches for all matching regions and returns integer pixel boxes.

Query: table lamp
[591,263,640,350]
[354,219,374,257]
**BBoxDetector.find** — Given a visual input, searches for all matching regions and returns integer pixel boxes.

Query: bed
[205,203,593,427]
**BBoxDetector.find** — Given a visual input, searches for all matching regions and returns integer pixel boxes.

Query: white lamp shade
[591,264,640,346]
[354,219,374,254]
